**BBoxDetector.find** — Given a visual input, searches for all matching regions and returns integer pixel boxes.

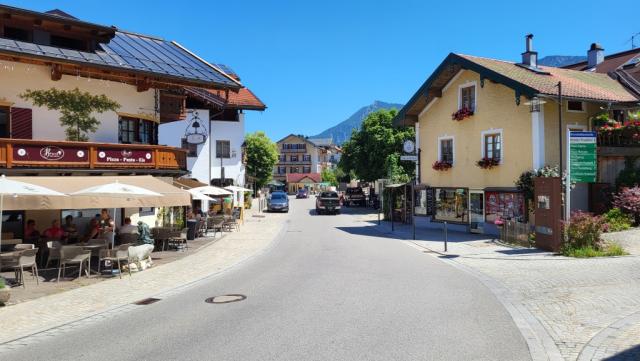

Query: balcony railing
[280,148,307,153]
[597,132,640,147]
[0,138,187,171]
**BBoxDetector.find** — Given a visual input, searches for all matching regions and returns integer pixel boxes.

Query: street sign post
[565,131,597,221]
[400,155,418,161]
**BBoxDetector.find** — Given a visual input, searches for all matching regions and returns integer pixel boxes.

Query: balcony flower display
[451,107,474,121]
[476,157,500,169]
[432,160,452,171]
[596,121,640,147]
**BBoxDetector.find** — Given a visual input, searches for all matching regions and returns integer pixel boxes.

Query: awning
[173,177,207,189]
[1,175,190,210]
[385,183,409,188]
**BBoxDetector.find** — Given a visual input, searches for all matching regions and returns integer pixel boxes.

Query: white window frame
[567,124,587,132]
[458,81,478,112]
[566,100,586,113]
[480,129,504,164]
[437,136,455,165]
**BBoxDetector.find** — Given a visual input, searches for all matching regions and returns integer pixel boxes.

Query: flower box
[432,160,452,171]
[451,107,474,121]
[476,157,500,169]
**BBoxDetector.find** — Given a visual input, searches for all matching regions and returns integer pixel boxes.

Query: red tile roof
[286,173,322,183]
[206,87,266,110]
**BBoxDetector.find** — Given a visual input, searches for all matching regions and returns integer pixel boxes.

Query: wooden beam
[50,64,62,81]
[137,77,151,92]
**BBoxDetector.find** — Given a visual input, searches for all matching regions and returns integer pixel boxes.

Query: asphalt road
[6,197,531,361]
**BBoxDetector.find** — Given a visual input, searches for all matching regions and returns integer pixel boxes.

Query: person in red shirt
[43,219,64,240]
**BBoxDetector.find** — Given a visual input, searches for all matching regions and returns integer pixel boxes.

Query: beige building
[274,134,321,183]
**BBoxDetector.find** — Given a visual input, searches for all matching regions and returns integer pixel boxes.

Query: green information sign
[569,131,597,183]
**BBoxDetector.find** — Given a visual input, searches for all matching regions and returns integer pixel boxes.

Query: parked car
[268,192,289,212]
[296,189,308,199]
[345,187,366,206]
[316,191,341,215]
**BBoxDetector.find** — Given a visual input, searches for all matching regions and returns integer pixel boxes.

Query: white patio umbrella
[224,185,253,193]
[0,175,66,251]
[71,181,163,248]
[188,189,216,202]
[190,185,232,196]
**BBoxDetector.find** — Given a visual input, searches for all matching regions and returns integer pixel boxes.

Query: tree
[20,88,120,141]
[339,109,414,182]
[321,168,338,186]
[245,131,279,189]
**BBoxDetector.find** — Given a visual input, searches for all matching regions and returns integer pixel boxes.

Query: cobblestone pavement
[0,205,287,345]
[369,216,640,361]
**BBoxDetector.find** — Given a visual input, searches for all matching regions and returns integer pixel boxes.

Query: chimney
[521,34,538,68]
[587,43,604,68]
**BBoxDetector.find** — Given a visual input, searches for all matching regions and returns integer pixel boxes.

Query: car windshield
[347,188,362,194]
[298,189,306,194]
[320,192,338,198]
[271,194,287,200]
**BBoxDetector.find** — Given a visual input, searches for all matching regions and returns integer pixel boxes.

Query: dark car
[268,192,289,212]
[316,191,341,215]
[296,188,308,199]
[345,187,366,206]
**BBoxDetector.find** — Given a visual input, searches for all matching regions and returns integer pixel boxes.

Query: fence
[500,220,533,247]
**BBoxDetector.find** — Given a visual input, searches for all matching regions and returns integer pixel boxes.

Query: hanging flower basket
[432,160,452,171]
[451,107,474,121]
[476,157,500,169]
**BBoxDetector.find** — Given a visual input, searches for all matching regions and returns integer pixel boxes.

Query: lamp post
[557,81,564,224]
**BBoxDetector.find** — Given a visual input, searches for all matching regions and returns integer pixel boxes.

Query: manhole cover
[205,294,246,304]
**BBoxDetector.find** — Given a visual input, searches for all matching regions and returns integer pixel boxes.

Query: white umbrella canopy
[71,181,163,248]
[188,189,215,202]
[190,186,232,196]
[0,175,66,251]
[224,185,253,193]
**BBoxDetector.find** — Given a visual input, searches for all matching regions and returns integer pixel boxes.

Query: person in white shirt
[118,217,139,235]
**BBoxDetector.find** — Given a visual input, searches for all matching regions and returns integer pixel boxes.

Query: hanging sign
[569,131,597,183]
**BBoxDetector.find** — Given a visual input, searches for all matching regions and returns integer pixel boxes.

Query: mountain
[312,101,404,145]
[538,55,586,67]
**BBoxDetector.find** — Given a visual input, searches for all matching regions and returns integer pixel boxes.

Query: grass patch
[563,243,628,258]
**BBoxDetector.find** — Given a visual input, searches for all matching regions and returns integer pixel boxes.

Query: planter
[0,289,10,305]
[451,107,474,121]
[477,158,500,169]
[432,161,452,171]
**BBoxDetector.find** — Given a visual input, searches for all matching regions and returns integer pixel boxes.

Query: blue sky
[9,0,640,142]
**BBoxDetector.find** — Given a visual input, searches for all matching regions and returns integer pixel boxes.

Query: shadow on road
[604,344,640,360]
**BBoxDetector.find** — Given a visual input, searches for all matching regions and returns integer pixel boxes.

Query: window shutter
[10,107,32,139]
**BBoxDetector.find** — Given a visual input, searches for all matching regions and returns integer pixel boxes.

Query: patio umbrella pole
[112,207,117,249]
[0,193,3,252]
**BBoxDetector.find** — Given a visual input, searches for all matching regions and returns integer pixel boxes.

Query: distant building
[308,137,342,170]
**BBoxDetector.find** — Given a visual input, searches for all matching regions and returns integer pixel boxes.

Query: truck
[316,191,341,215]
[345,187,366,207]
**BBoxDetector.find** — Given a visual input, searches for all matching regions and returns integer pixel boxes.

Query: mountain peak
[312,101,404,145]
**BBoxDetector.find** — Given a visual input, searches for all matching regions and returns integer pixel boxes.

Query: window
[485,192,525,223]
[0,107,8,138]
[567,101,585,112]
[439,138,454,163]
[484,133,501,160]
[50,35,86,51]
[181,138,198,157]
[290,167,299,173]
[278,154,286,162]
[459,84,476,111]
[3,27,30,42]
[278,166,286,174]
[434,188,468,223]
[118,117,158,145]
[216,140,230,158]
[303,155,311,162]
[303,166,311,173]
[290,155,299,162]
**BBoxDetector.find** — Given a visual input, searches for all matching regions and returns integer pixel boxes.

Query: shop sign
[13,144,88,163]
[569,131,597,183]
[97,149,153,164]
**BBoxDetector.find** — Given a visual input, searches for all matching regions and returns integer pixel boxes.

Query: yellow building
[394,36,639,234]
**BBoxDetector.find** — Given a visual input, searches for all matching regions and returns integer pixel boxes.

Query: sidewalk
[369,216,640,361]
[0,205,287,345]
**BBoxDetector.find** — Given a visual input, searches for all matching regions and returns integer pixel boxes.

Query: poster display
[485,192,525,223]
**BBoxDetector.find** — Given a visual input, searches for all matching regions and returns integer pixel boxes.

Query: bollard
[444,221,448,252]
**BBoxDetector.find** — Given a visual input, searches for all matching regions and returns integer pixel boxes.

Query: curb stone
[577,310,640,361]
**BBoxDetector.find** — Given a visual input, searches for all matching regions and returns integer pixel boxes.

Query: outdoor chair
[198,219,207,237]
[118,233,139,245]
[151,227,170,252]
[208,217,225,237]
[57,246,91,282]
[98,244,132,279]
[223,216,239,232]
[14,248,39,288]
[168,228,188,251]
[44,240,62,268]
[14,244,35,251]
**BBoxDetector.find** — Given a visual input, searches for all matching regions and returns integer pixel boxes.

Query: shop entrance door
[469,191,484,233]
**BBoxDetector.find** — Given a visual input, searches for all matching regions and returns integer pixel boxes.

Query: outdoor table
[81,245,105,275]
[0,250,21,271]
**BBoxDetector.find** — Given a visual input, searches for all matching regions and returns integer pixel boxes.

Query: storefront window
[485,192,525,223]
[434,188,468,223]
[415,189,428,216]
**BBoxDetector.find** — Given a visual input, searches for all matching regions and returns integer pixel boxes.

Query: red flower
[451,107,474,121]
[476,157,500,169]
[432,160,453,171]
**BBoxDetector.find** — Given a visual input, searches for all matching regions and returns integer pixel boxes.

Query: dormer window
[567,101,585,112]
[459,83,476,111]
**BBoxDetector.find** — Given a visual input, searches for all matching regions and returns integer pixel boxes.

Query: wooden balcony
[0,138,187,172]
[597,132,640,157]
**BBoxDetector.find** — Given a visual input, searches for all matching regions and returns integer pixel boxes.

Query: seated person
[62,215,78,242]
[118,217,138,235]
[81,218,100,243]
[24,219,40,244]
[43,219,64,240]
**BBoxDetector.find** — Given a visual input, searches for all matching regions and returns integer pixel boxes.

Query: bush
[564,243,627,258]
[562,211,607,252]
[0,278,4,289]
[603,208,633,232]
[612,186,640,225]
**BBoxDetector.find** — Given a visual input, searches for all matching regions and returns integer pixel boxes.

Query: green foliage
[563,244,627,258]
[615,157,640,189]
[385,153,411,183]
[339,109,415,182]
[0,278,4,289]
[20,88,120,141]
[245,131,279,189]
[612,186,640,225]
[516,165,574,205]
[603,208,633,232]
[562,211,607,254]
[321,168,338,186]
